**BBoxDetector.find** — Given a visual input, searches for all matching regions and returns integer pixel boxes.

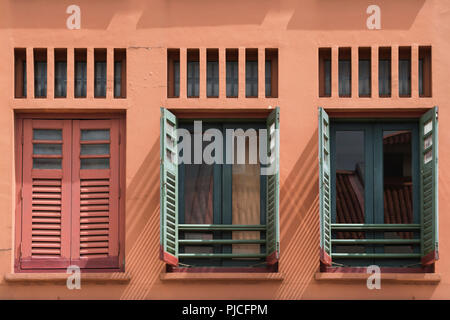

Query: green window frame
[160,107,280,270]
[319,107,438,270]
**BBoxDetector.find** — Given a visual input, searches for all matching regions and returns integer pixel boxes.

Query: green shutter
[318,107,332,265]
[266,107,280,265]
[160,107,179,266]
[420,106,439,266]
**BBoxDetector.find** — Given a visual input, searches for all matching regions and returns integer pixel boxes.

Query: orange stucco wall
[0,0,450,299]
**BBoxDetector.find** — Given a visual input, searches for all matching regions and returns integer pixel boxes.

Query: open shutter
[21,119,71,269]
[71,119,120,269]
[266,107,280,265]
[420,106,439,266]
[319,107,332,266]
[160,107,179,266]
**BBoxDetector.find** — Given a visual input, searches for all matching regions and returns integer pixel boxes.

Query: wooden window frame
[14,112,126,273]
[319,107,439,274]
[161,108,279,273]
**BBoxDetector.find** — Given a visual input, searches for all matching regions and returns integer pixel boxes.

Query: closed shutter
[266,107,280,265]
[420,106,439,266]
[21,119,71,269]
[160,108,179,266]
[319,107,332,265]
[71,119,120,268]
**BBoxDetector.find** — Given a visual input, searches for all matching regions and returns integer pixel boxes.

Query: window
[54,49,67,98]
[15,116,125,272]
[419,46,432,97]
[75,49,87,98]
[94,49,107,98]
[187,49,199,98]
[114,48,126,98]
[226,49,238,98]
[319,107,438,271]
[207,49,219,98]
[14,48,27,98]
[246,49,258,97]
[338,48,351,97]
[34,48,47,98]
[399,46,411,97]
[358,47,371,97]
[265,49,278,98]
[167,49,180,98]
[160,108,280,271]
[319,48,331,97]
[378,47,391,97]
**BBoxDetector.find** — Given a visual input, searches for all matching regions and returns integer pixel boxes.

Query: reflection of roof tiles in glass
[335,131,413,240]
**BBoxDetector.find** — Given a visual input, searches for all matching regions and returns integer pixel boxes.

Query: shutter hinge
[21,132,24,145]
[20,187,23,200]
[119,187,122,199]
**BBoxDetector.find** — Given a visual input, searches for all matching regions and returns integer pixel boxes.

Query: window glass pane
[23,60,27,97]
[334,131,365,254]
[81,144,110,155]
[33,129,62,140]
[246,61,258,97]
[324,60,331,97]
[55,61,67,97]
[232,134,261,255]
[94,61,106,97]
[75,61,87,97]
[207,61,219,97]
[226,61,238,97]
[34,61,47,97]
[81,129,110,141]
[338,60,351,96]
[187,61,199,97]
[399,59,411,96]
[358,60,371,96]
[114,61,122,98]
[33,143,62,155]
[33,158,61,169]
[81,158,110,169]
[379,60,391,96]
[419,59,424,96]
[173,61,180,97]
[265,60,271,97]
[383,130,415,254]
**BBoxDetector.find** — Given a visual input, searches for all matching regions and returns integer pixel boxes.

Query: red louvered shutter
[21,119,71,269]
[70,119,120,269]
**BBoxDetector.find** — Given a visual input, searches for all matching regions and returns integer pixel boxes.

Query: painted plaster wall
[0,0,449,299]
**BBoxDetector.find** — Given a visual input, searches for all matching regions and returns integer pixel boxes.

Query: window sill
[315,272,441,285]
[160,272,284,282]
[4,273,131,284]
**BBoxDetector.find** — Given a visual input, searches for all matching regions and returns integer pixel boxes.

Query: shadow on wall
[120,138,164,300]
[275,129,320,299]
[287,0,425,30]
[2,0,425,30]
